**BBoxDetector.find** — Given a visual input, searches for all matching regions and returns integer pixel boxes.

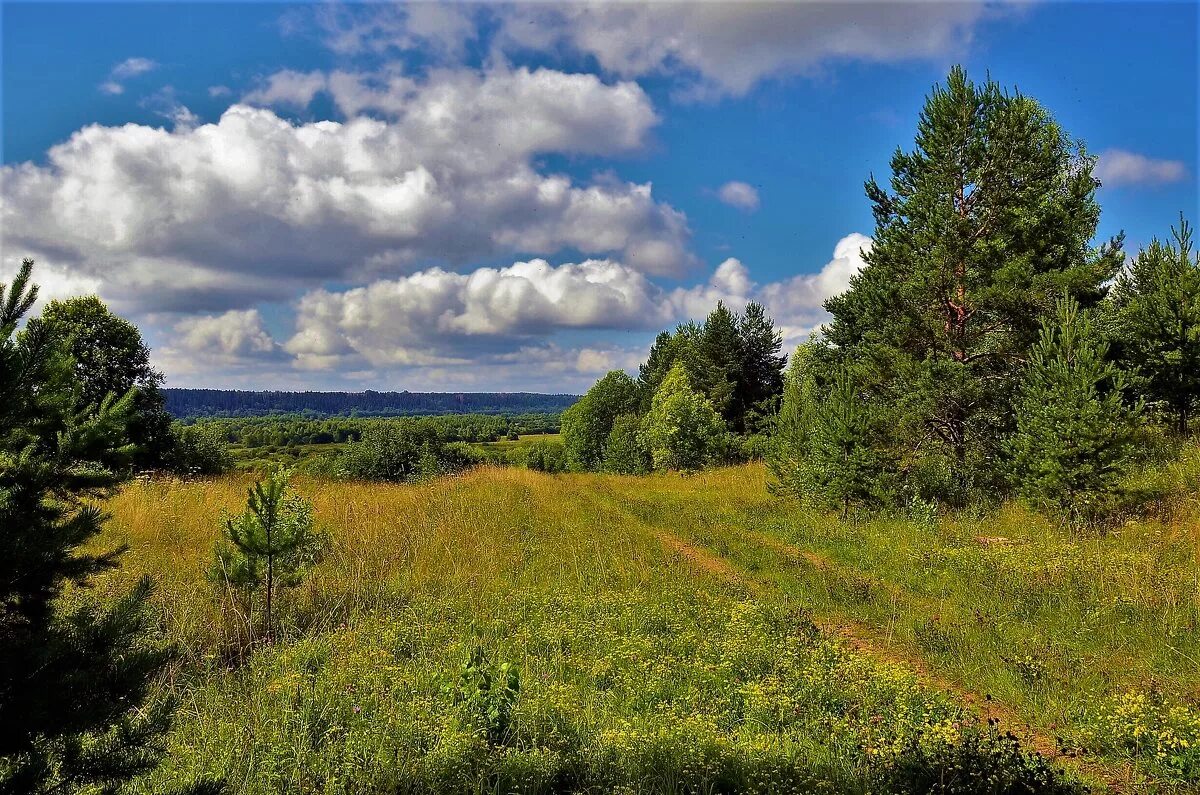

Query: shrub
[169,423,233,475]
[603,413,650,474]
[336,423,473,482]
[519,439,567,473]
[638,363,725,472]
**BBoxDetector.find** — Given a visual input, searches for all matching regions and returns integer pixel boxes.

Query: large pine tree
[824,67,1123,501]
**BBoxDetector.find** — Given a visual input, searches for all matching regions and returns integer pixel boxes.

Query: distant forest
[164,388,579,418]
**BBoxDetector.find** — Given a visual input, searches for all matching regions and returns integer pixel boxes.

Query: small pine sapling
[209,468,329,642]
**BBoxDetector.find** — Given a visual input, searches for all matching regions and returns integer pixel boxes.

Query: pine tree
[736,302,786,432]
[1006,296,1141,522]
[824,67,1123,504]
[1108,215,1200,434]
[209,468,328,642]
[767,339,823,500]
[638,363,725,471]
[699,302,743,423]
[783,365,894,515]
[0,260,175,793]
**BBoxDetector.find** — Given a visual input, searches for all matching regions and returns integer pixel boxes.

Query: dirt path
[653,526,1137,794]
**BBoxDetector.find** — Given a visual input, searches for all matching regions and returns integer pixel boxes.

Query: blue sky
[2,1,1196,391]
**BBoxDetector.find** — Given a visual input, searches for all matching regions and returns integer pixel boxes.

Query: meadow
[85,457,1200,794]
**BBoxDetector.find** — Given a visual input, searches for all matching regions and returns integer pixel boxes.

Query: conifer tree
[736,302,786,432]
[767,340,823,499]
[1,260,175,793]
[787,366,894,515]
[1006,296,1141,521]
[699,302,743,422]
[824,67,1123,503]
[209,468,328,641]
[1109,215,1200,434]
[638,363,725,471]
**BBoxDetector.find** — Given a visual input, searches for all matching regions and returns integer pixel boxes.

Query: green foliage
[881,727,1083,794]
[638,303,786,434]
[560,370,640,471]
[25,294,175,470]
[735,302,786,432]
[440,647,521,747]
[698,301,742,421]
[335,423,474,482]
[514,439,567,473]
[603,413,650,474]
[1006,296,1141,521]
[209,469,329,640]
[1081,690,1200,781]
[638,363,725,472]
[1108,215,1200,434]
[824,66,1123,505]
[795,368,896,514]
[0,260,174,793]
[767,339,824,497]
[170,423,233,476]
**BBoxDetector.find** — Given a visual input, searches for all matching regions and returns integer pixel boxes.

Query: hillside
[96,463,1200,793]
[163,388,579,418]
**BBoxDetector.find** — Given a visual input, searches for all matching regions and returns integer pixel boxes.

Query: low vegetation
[87,459,1199,793]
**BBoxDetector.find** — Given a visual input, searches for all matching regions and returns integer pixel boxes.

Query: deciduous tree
[638,363,725,471]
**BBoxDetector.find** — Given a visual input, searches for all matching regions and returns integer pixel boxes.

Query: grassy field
[91,462,1200,793]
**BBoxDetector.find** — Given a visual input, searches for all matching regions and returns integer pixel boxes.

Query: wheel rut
[650,522,1136,794]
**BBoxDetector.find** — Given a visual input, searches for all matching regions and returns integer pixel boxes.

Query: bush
[169,423,233,475]
[517,439,567,473]
[603,413,650,474]
[335,423,475,482]
[880,726,1085,794]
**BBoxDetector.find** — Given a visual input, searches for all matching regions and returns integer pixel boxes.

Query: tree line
[164,388,577,419]
[561,300,786,473]
[190,412,561,450]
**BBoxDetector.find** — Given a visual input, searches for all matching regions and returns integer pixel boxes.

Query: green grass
[91,462,1200,793]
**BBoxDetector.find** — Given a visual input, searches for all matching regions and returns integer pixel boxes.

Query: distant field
[95,462,1200,793]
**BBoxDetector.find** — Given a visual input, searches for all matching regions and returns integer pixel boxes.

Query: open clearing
[96,464,1200,793]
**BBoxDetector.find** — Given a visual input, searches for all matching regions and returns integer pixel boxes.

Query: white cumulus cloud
[1095,148,1188,187]
[495,2,1003,98]
[3,66,690,318]
[716,181,760,211]
[283,233,871,377]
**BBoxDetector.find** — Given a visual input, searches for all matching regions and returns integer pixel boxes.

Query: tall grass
[94,467,1101,793]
